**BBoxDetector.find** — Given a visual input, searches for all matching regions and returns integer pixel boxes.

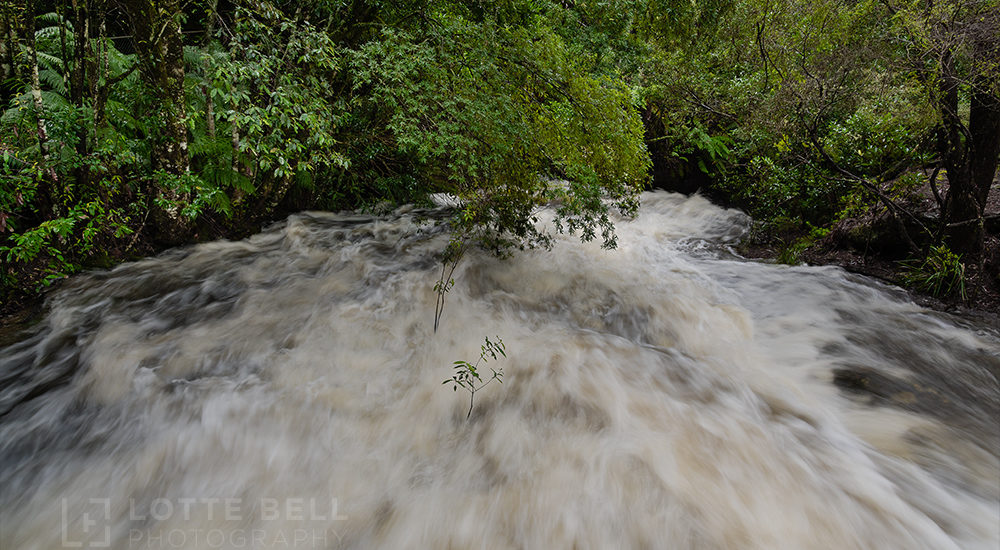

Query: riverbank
[736,173,999,329]
[0,214,267,345]
[739,238,1000,331]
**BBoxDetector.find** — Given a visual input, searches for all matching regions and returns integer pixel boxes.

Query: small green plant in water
[433,236,466,332]
[900,244,966,300]
[444,336,505,419]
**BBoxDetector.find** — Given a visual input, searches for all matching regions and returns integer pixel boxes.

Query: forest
[1,0,998,310]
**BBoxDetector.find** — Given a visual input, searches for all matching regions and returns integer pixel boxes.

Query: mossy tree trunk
[24,0,60,217]
[122,0,192,243]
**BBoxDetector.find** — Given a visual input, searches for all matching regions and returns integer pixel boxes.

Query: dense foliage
[1,0,654,299]
[1,0,997,304]
[646,0,999,297]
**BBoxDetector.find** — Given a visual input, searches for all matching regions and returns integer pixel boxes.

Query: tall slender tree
[23,0,60,216]
[120,0,191,241]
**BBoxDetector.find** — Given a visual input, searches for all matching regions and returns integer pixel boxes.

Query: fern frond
[2,89,72,121]
[2,103,31,125]
[185,73,207,89]
[36,26,68,41]
[102,100,142,133]
[104,50,140,83]
[294,169,314,190]
[194,133,238,158]
[200,160,251,197]
[183,45,205,66]
[37,12,70,27]
[204,45,229,62]
[38,69,68,95]
[104,43,135,64]
[36,51,65,72]
[40,90,72,110]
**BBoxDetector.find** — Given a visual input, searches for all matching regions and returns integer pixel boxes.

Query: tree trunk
[24,0,60,216]
[55,1,70,88]
[942,38,1000,263]
[967,39,1000,215]
[231,122,241,175]
[203,0,217,140]
[142,1,189,176]
[0,5,17,104]
[93,10,135,131]
[123,0,191,243]
[938,50,976,259]
[70,0,93,189]
[154,2,191,243]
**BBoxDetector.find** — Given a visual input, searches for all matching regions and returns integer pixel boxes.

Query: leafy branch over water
[444,336,506,419]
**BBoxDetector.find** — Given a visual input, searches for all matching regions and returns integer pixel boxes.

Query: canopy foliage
[1,0,997,301]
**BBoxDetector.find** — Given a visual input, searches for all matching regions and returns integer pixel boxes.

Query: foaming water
[1,192,997,549]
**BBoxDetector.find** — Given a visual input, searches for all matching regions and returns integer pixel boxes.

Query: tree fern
[37,11,67,26]
[34,51,65,73]
[98,38,139,79]
[38,68,67,96]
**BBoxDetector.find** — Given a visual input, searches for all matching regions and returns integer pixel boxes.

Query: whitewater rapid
[1,191,997,549]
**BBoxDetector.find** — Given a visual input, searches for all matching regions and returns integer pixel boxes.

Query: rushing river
[1,192,997,549]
